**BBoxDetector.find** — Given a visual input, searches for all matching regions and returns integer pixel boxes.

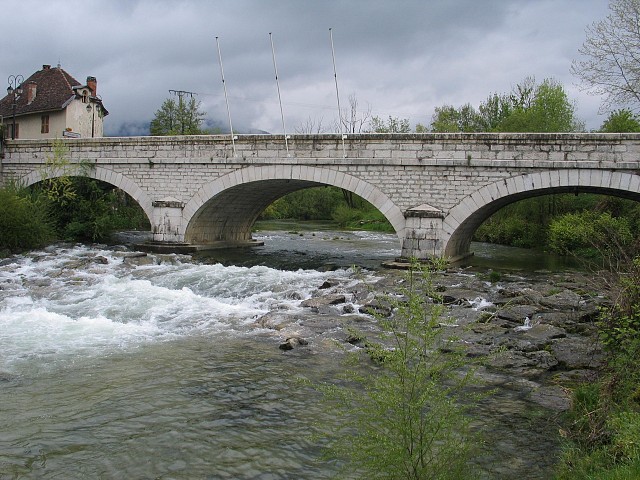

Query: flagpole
[215,36,236,157]
[269,32,289,156]
[329,28,346,158]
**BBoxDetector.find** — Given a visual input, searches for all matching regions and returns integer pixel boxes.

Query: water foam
[0,245,352,372]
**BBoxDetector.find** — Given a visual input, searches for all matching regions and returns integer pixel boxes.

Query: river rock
[528,385,572,411]
[495,305,539,324]
[123,252,156,266]
[254,312,293,331]
[516,323,567,344]
[318,279,341,290]
[496,286,545,305]
[440,288,485,305]
[279,336,309,350]
[549,336,604,369]
[359,298,393,317]
[485,350,558,377]
[300,294,346,309]
[93,255,109,265]
[539,290,583,309]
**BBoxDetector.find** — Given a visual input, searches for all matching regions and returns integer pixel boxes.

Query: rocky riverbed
[254,264,606,413]
[247,262,608,477]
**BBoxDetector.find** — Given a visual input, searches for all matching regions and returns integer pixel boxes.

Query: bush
[315,260,478,479]
[35,176,149,242]
[0,186,54,252]
[475,215,542,248]
[548,212,633,257]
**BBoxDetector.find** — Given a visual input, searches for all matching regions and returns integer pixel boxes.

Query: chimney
[86,76,97,97]
[25,82,37,104]
[43,64,51,70]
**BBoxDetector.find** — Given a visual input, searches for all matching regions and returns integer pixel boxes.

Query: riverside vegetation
[0,141,148,256]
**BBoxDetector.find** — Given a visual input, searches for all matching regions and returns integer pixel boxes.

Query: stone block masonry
[2,133,640,260]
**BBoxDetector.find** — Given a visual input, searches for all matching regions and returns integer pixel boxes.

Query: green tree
[498,78,584,132]
[0,185,53,253]
[369,115,411,133]
[430,105,464,132]
[572,0,640,111]
[476,93,513,131]
[599,109,640,132]
[150,95,206,135]
[429,103,483,132]
[429,78,583,133]
[317,261,478,479]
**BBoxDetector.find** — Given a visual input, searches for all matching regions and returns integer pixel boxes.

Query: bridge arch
[19,166,154,225]
[183,165,405,244]
[443,169,640,258]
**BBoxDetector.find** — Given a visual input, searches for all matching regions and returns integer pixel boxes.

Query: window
[41,115,49,134]
[82,91,89,103]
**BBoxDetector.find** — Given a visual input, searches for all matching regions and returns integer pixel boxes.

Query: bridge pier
[151,199,186,243]
[400,205,446,260]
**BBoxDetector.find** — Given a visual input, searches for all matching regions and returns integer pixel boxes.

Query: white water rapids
[0,244,357,376]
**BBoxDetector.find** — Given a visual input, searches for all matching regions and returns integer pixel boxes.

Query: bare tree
[294,116,328,134]
[572,0,640,111]
[337,93,372,133]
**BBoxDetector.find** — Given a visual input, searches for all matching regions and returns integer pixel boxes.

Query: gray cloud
[2,0,610,135]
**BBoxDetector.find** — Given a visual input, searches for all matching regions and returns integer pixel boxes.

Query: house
[0,64,108,139]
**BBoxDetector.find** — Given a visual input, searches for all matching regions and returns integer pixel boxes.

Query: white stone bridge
[2,133,640,260]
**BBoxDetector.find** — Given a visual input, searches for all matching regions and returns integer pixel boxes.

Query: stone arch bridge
[2,133,640,261]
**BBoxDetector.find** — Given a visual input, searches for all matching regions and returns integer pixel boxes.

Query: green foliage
[429,77,584,133]
[331,203,361,227]
[430,104,483,132]
[598,257,640,356]
[600,109,640,133]
[498,78,584,132]
[555,253,640,479]
[37,177,150,242]
[548,212,633,257]
[0,185,54,253]
[475,214,542,248]
[150,96,206,135]
[6,139,151,245]
[317,260,478,479]
[261,187,344,221]
[369,115,411,133]
[475,194,640,254]
[260,186,393,232]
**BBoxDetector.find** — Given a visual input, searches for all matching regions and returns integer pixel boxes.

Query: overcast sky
[2,0,611,135]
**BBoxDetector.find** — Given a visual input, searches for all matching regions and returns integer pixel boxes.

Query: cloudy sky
[2,0,611,135]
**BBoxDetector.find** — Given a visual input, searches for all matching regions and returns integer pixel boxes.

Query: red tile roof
[0,65,93,118]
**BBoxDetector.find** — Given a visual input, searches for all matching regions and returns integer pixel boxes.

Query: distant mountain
[105,121,150,137]
[104,119,270,137]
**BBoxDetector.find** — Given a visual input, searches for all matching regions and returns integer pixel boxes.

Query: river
[0,223,581,479]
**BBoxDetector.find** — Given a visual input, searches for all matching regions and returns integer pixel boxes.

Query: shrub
[548,212,632,257]
[316,260,478,479]
[0,186,54,252]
